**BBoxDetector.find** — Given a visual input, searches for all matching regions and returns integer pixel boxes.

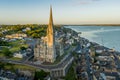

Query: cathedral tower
[46,6,56,62]
[34,6,56,63]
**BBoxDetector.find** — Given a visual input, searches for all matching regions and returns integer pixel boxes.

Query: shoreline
[66,27,120,53]
[65,26,120,52]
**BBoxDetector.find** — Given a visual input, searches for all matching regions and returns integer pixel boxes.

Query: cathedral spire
[47,5,54,47]
[49,5,53,26]
[34,6,56,63]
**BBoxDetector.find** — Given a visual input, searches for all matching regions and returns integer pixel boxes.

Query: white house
[13,52,26,58]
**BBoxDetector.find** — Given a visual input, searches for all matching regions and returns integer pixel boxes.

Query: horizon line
[1,23,120,26]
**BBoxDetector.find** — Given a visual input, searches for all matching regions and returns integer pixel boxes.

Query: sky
[0,0,120,25]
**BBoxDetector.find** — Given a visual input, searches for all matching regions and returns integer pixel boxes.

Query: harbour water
[65,26,120,51]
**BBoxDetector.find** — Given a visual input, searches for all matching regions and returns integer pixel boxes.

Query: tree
[31,33,39,38]
[0,40,9,46]
[2,48,12,57]
[34,70,48,80]
[0,33,3,37]
[20,46,27,50]
[0,62,5,68]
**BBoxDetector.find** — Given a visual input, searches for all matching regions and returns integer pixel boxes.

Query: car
[77,50,81,53]
[90,71,93,74]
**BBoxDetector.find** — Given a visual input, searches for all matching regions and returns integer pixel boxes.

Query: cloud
[72,0,101,6]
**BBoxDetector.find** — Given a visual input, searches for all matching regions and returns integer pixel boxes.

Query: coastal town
[0,3,120,80]
[1,22,120,80]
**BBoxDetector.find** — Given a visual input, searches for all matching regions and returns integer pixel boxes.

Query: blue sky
[0,0,120,24]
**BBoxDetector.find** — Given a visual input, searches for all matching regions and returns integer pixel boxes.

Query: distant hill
[64,24,120,26]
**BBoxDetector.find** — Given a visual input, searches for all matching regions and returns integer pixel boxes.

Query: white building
[13,52,26,58]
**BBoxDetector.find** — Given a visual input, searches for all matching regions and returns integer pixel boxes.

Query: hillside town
[0,6,120,80]
[1,24,120,80]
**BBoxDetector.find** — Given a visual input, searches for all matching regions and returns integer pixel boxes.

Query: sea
[65,26,120,52]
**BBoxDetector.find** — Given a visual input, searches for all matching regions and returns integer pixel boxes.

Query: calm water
[65,26,120,51]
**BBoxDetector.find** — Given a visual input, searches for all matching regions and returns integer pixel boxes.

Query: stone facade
[34,39,46,62]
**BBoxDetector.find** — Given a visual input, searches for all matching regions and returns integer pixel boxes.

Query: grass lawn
[9,40,28,53]
[0,53,5,57]
[13,64,36,71]
[0,62,36,71]
[9,57,22,61]
[0,40,28,60]
[4,64,36,71]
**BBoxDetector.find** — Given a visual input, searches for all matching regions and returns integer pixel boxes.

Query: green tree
[0,40,9,46]
[0,33,3,37]
[34,70,48,80]
[2,48,12,57]
[20,46,27,50]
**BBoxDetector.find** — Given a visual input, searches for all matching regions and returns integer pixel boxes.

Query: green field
[9,57,22,61]
[0,62,36,71]
[0,53,5,57]
[0,39,28,59]
[9,40,28,53]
